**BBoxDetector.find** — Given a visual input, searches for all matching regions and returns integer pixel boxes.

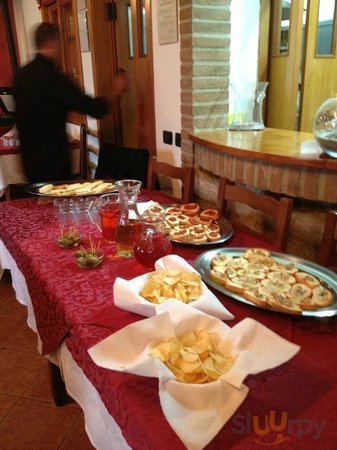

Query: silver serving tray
[25,180,117,198]
[162,204,233,246]
[194,248,337,318]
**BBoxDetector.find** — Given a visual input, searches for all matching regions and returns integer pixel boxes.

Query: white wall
[151,2,181,167]
[229,0,260,124]
[13,0,41,64]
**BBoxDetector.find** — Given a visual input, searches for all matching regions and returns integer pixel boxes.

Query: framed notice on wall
[157,0,178,45]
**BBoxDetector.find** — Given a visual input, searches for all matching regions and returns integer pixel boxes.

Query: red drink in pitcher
[134,230,172,269]
[99,203,121,242]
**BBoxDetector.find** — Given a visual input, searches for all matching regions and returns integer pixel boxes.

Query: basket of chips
[113,255,234,320]
[88,302,300,449]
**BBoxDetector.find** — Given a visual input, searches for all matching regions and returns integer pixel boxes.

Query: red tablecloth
[0,194,336,450]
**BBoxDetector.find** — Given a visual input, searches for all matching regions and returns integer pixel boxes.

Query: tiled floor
[0,271,95,449]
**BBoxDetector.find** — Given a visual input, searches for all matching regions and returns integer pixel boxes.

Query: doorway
[265,0,337,132]
[89,0,156,154]
[109,0,156,153]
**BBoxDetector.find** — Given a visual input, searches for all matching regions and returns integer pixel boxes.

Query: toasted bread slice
[267,271,296,285]
[244,248,271,260]
[295,272,320,289]
[211,253,233,268]
[261,278,292,293]
[311,286,333,308]
[38,183,54,194]
[237,268,266,280]
[266,292,302,314]
[244,288,269,307]
[209,269,228,285]
[273,262,298,275]
[227,257,249,270]
[289,283,312,301]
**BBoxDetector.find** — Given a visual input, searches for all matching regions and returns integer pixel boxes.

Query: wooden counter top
[189,128,337,170]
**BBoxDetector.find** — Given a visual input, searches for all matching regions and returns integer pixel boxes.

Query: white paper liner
[114,254,234,320]
[89,302,300,449]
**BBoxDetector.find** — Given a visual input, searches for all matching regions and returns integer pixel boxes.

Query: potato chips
[140,270,202,304]
[150,330,233,383]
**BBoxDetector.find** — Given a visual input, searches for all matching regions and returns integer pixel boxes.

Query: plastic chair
[216,178,293,251]
[318,210,337,271]
[147,158,194,204]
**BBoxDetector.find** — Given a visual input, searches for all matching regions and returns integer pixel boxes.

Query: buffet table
[0,193,337,450]
[189,128,337,203]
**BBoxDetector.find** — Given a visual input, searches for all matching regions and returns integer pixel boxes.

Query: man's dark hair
[35,22,60,49]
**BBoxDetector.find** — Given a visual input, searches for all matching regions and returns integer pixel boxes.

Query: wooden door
[114,0,137,147]
[113,0,156,153]
[299,0,337,131]
[266,0,305,130]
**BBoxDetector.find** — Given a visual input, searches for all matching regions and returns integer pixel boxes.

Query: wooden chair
[318,210,337,271]
[216,178,293,251]
[147,157,194,203]
[79,124,100,180]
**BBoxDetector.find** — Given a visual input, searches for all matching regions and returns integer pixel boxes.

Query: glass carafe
[115,179,142,258]
[134,212,172,269]
[228,81,268,130]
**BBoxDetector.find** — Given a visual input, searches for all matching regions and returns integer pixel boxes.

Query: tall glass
[115,179,142,258]
[98,193,121,243]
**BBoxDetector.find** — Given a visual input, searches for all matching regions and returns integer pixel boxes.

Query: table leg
[48,360,68,406]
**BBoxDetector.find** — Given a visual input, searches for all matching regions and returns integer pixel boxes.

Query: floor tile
[0,314,25,348]
[0,283,14,305]
[0,393,19,422]
[0,397,79,450]
[4,323,38,353]
[0,348,47,396]
[23,367,54,404]
[59,412,95,450]
[0,295,27,317]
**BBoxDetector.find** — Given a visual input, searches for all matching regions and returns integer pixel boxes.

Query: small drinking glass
[53,198,78,229]
[74,197,92,224]
[98,193,121,243]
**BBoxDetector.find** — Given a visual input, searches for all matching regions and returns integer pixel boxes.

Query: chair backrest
[216,178,293,251]
[318,210,337,271]
[95,143,149,186]
[147,158,194,204]
[79,124,100,180]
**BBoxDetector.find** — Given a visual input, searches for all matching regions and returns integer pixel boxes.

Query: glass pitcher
[228,81,268,130]
[134,212,172,269]
[115,179,142,258]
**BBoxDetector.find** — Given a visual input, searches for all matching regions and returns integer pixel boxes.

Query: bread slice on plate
[266,292,302,315]
[295,272,320,289]
[243,289,269,307]
[311,286,333,308]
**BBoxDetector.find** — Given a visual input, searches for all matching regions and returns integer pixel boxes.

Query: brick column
[179,0,231,167]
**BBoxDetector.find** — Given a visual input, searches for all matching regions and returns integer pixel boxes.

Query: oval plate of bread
[194,247,337,317]
[145,203,233,246]
[25,180,117,198]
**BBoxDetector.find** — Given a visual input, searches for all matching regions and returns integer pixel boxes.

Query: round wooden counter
[189,128,337,203]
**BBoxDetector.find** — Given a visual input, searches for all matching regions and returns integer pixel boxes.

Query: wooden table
[189,128,337,203]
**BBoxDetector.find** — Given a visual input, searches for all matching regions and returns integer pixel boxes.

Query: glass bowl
[57,232,81,249]
[313,97,337,158]
[75,250,104,269]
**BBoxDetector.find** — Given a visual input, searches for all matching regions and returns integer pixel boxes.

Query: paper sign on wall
[158,0,178,45]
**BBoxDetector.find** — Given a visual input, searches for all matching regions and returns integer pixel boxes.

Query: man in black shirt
[14,22,125,182]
